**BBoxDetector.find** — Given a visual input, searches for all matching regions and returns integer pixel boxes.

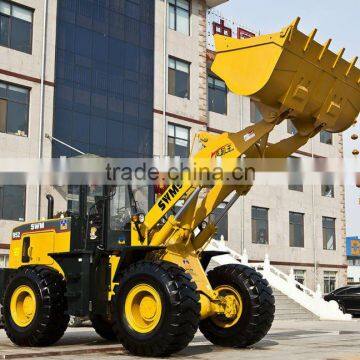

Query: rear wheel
[2,266,69,346]
[90,314,117,341]
[112,261,200,357]
[199,264,275,348]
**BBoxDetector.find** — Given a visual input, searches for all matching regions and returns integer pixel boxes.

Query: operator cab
[63,185,146,251]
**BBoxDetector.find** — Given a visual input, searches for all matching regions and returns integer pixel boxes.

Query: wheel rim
[10,285,36,327]
[124,284,162,334]
[212,285,243,328]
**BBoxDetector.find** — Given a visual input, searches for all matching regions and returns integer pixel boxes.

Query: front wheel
[199,264,275,348]
[112,261,200,357]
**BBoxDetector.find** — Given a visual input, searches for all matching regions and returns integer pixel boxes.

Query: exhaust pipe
[46,194,54,219]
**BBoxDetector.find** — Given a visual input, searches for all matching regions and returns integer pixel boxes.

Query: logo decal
[60,219,68,231]
[30,223,45,231]
[157,184,183,211]
[211,144,234,158]
[244,130,256,142]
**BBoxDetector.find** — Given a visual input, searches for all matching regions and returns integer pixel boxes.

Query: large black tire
[2,266,69,347]
[112,261,200,357]
[90,314,117,341]
[199,264,275,348]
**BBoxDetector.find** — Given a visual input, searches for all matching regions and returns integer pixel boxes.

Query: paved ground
[0,320,360,360]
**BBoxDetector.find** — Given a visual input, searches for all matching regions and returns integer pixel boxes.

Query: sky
[216,0,360,236]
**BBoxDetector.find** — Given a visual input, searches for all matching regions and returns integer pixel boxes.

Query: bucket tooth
[346,57,358,77]
[333,48,345,69]
[304,28,317,52]
[319,39,332,61]
[289,17,301,41]
[291,16,301,29]
[282,17,301,40]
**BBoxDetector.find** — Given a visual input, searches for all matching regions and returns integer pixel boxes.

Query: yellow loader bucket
[212,18,360,133]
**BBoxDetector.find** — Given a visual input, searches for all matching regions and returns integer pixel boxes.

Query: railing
[207,239,352,321]
[252,257,321,300]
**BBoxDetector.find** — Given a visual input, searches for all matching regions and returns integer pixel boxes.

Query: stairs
[273,289,317,321]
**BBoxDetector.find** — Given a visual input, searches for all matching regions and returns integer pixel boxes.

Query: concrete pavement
[0,320,359,359]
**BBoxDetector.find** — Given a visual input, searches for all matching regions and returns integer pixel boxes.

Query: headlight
[138,213,145,223]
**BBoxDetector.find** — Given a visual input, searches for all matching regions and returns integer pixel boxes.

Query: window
[110,186,128,231]
[288,156,303,191]
[324,271,337,293]
[348,258,360,266]
[67,185,80,214]
[208,75,227,115]
[252,206,269,244]
[345,287,360,295]
[347,277,354,284]
[289,184,303,192]
[211,202,228,241]
[168,123,190,157]
[0,81,29,136]
[250,100,262,123]
[287,120,297,135]
[294,269,306,290]
[0,185,26,221]
[323,217,336,250]
[322,185,334,198]
[320,130,333,145]
[169,0,190,36]
[168,57,190,99]
[289,212,304,247]
[0,254,8,268]
[0,1,33,53]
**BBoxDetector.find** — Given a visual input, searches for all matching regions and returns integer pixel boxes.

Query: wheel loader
[0,18,359,357]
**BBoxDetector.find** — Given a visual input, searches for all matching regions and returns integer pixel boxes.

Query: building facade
[0,0,347,292]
